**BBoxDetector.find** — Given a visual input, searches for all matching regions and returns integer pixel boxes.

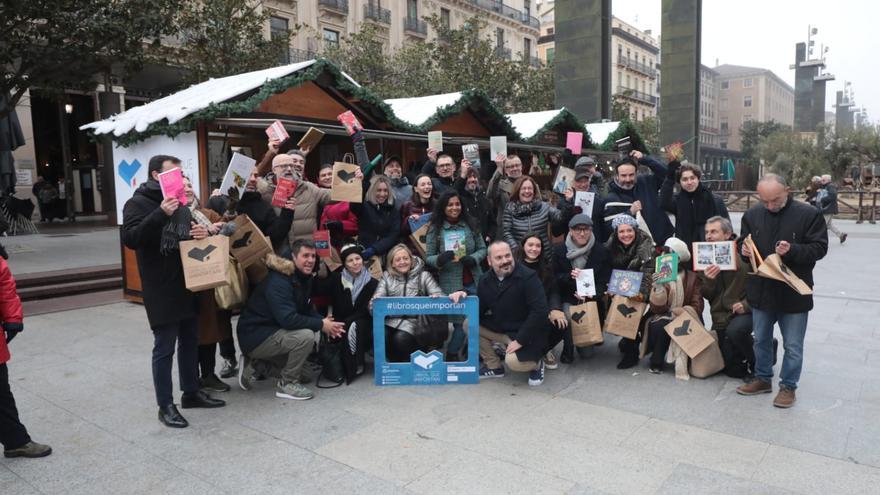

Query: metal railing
[717,190,880,224]
[318,0,348,13]
[617,55,657,78]
[288,48,319,64]
[403,17,428,35]
[616,86,657,105]
[466,0,539,30]
[364,3,391,24]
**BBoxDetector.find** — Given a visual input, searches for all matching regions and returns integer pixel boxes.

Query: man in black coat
[122,155,225,428]
[602,150,673,245]
[736,174,828,408]
[422,150,457,197]
[477,241,552,386]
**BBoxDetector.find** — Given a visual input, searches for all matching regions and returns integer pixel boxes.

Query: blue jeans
[752,308,808,389]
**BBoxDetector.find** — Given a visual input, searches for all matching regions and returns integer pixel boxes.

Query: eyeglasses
[273,163,295,170]
[571,226,591,233]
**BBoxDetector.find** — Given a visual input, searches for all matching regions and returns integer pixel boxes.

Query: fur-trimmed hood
[264,252,295,276]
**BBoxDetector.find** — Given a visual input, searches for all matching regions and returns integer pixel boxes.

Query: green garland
[520,108,596,148]
[405,88,522,140]
[598,117,648,153]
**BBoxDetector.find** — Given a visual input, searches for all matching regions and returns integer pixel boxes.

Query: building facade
[714,64,794,151]
[699,64,719,148]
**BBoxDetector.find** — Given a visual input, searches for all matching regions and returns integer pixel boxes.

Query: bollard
[857,192,864,224]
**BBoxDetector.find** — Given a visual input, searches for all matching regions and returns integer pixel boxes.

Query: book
[428,131,443,151]
[552,166,575,194]
[337,110,362,136]
[490,136,507,158]
[576,268,597,298]
[655,252,679,284]
[219,152,256,197]
[443,231,467,261]
[407,212,432,233]
[158,167,187,206]
[608,269,643,298]
[265,120,289,143]
[615,136,632,154]
[692,241,737,271]
[574,191,595,215]
[297,127,325,150]
[566,132,583,154]
[271,177,298,208]
[462,144,481,170]
[313,230,331,258]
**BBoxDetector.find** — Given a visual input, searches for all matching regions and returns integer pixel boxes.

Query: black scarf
[675,184,717,244]
[139,181,192,255]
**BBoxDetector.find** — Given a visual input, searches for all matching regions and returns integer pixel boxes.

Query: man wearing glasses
[487,154,523,241]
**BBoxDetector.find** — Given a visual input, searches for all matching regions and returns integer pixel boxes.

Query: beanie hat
[664,237,691,263]
[611,215,639,231]
[340,243,364,263]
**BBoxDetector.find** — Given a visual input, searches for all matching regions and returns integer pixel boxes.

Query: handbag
[316,333,345,388]
[214,257,248,310]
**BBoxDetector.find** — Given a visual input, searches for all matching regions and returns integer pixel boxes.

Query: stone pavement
[4,222,120,275]
[2,216,880,494]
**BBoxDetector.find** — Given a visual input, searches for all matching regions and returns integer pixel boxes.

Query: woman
[372,244,466,362]
[315,244,378,381]
[182,177,232,392]
[350,175,400,262]
[399,174,435,239]
[645,237,704,374]
[502,175,571,262]
[605,215,656,370]
[425,190,486,361]
[660,162,729,249]
[517,234,564,369]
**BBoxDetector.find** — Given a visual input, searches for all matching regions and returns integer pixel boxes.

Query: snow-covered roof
[82,60,361,137]
[383,92,464,127]
[584,121,620,146]
[505,109,568,139]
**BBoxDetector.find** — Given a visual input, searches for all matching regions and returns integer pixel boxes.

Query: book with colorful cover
[552,166,575,194]
[566,132,583,154]
[443,230,467,260]
[297,127,325,150]
[655,252,679,284]
[407,212,432,233]
[271,177,298,208]
[265,120,289,143]
[462,143,481,170]
[158,167,187,206]
[576,268,597,298]
[608,269,643,298]
[220,152,256,197]
[337,110,362,136]
[428,131,443,151]
[313,230,331,258]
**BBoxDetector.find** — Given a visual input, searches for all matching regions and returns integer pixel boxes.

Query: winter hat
[575,156,597,168]
[340,243,364,263]
[664,237,691,263]
[611,214,638,231]
[575,167,592,181]
[568,213,593,229]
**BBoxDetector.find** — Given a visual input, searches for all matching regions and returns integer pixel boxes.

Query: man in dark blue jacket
[602,150,673,245]
[478,241,552,386]
[236,240,345,400]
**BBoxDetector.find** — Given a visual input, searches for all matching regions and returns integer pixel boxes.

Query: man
[317,164,334,189]
[478,241,552,386]
[487,153,523,241]
[737,174,828,408]
[262,154,332,245]
[1,257,51,458]
[122,155,225,428]
[699,216,759,379]
[603,150,673,245]
[236,241,345,400]
[557,165,606,240]
[574,155,606,195]
[422,149,456,196]
[382,156,412,207]
[818,174,847,244]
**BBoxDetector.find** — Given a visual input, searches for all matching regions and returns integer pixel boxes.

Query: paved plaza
[2,215,880,494]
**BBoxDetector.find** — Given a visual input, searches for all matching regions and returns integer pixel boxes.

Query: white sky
[611,0,879,123]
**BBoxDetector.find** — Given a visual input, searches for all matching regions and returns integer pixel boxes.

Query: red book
[272,177,298,207]
[337,110,362,136]
[265,120,289,143]
[313,230,331,258]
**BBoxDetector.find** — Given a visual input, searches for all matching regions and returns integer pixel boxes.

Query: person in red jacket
[0,258,52,458]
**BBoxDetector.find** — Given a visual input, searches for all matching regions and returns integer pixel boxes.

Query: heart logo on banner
[413,353,440,370]
[118,159,142,187]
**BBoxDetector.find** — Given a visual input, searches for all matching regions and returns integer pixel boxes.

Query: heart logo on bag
[617,304,637,318]
[187,245,216,262]
[571,310,586,323]
[231,231,252,249]
[336,169,358,183]
[672,319,692,337]
[413,354,440,369]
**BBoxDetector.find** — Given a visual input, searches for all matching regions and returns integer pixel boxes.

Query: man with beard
[487,154,523,241]
[262,153,334,245]
[381,156,412,208]
[477,241,552,386]
[602,150,673,245]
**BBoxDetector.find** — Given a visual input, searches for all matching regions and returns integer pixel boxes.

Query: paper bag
[689,330,724,378]
[604,295,646,340]
[367,256,383,280]
[410,222,431,258]
[757,254,812,295]
[331,162,363,203]
[323,246,342,273]
[180,236,230,291]
[229,215,273,268]
[663,309,714,359]
[214,257,248,310]
[569,301,603,346]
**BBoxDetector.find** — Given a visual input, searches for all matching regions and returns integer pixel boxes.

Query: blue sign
[372,296,480,386]
[118,159,143,187]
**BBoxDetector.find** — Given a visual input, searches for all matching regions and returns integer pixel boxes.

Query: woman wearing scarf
[315,244,378,382]
[552,214,612,363]
[645,238,704,375]
[425,190,486,361]
[502,176,572,262]
[517,234,564,370]
[660,162,729,250]
[605,215,656,370]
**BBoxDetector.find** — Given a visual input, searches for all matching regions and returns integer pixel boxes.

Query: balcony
[616,86,657,106]
[288,48,319,64]
[494,46,512,60]
[364,3,391,24]
[617,55,657,79]
[403,17,428,37]
[318,0,348,14]
[465,0,539,31]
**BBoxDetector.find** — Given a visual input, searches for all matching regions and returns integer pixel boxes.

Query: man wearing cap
[603,150,673,245]
[552,214,611,363]
[381,156,412,207]
[575,155,606,196]
[557,163,607,241]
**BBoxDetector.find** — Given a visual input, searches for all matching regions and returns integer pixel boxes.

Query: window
[743,114,753,124]
[547,27,554,35]
[720,141,728,149]
[407,0,418,19]
[440,8,450,29]
[626,74,630,88]
[743,95,752,108]
[496,28,504,48]
[720,118,728,132]
[743,78,753,88]
[721,81,729,90]
[617,71,622,85]
[323,28,339,49]
[524,38,532,60]
[546,47,555,64]
[270,16,290,64]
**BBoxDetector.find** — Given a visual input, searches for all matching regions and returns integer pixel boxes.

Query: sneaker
[648,363,664,374]
[275,381,314,401]
[736,379,772,395]
[773,386,796,408]
[219,358,238,379]
[200,374,231,393]
[238,353,255,391]
[4,441,52,458]
[479,366,505,379]
[840,233,848,244]
[544,351,559,370]
[528,360,545,386]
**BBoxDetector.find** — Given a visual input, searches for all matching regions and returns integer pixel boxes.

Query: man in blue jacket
[602,150,673,245]
[236,240,345,400]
